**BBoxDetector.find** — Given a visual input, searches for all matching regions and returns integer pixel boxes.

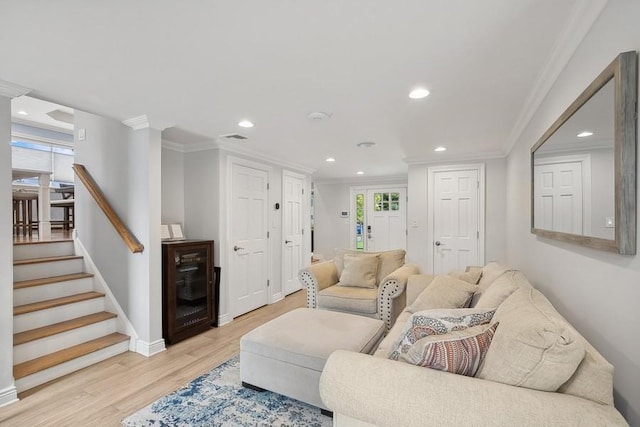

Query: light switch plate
[605,217,615,228]
[78,128,86,141]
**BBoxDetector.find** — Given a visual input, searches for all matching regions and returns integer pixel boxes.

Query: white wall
[0,96,17,406]
[505,1,640,423]
[407,158,507,273]
[74,111,163,353]
[161,145,185,225]
[313,182,352,260]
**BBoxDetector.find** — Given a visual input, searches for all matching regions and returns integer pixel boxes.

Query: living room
[0,1,639,426]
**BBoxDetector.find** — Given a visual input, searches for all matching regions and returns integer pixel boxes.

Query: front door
[230,163,269,317]
[430,167,481,274]
[283,171,305,296]
[365,188,407,252]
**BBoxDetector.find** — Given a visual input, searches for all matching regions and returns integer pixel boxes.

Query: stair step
[13,239,74,246]
[14,292,104,316]
[13,333,129,380]
[13,255,83,266]
[14,273,94,290]
[14,312,117,346]
[13,240,75,261]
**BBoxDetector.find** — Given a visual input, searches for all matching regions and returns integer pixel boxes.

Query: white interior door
[431,168,481,274]
[230,163,269,317]
[365,188,407,251]
[534,162,583,234]
[283,171,305,296]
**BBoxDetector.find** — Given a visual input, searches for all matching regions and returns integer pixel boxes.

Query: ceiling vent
[220,133,248,140]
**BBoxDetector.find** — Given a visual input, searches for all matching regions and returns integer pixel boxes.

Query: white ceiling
[11,96,74,132]
[0,1,587,180]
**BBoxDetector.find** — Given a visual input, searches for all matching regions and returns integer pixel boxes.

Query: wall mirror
[531,51,638,254]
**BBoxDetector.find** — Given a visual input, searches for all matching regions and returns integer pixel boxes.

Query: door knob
[434,241,442,246]
[233,245,244,251]
[285,240,292,244]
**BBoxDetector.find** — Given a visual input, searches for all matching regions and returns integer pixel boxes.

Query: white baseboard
[136,338,166,357]
[271,291,284,303]
[218,313,232,326]
[0,385,18,408]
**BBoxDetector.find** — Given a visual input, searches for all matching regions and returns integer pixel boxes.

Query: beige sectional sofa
[319,263,629,427]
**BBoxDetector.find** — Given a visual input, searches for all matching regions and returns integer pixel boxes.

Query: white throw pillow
[337,253,380,288]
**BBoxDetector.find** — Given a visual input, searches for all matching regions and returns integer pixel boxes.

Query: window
[374,192,400,212]
[11,138,75,186]
[355,193,364,250]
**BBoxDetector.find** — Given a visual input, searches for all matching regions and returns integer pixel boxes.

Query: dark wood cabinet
[162,240,217,345]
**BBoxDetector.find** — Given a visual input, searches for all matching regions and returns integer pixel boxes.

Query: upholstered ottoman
[240,308,385,411]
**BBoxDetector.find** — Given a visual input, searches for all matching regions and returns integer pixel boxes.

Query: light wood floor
[13,228,73,244]
[0,290,307,427]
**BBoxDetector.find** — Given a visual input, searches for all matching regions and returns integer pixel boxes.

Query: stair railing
[72,163,144,253]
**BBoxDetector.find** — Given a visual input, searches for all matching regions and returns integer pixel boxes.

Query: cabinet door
[166,244,211,336]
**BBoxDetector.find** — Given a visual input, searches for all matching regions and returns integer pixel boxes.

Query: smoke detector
[307,111,332,121]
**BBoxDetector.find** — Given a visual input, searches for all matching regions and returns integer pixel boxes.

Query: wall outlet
[605,217,615,228]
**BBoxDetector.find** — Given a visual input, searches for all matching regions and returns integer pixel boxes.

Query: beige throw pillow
[448,269,482,285]
[338,253,380,288]
[401,323,498,377]
[334,249,405,286]
[407,275,477,313]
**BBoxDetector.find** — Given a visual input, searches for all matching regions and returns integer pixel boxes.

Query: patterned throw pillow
[388,308,495,361]
[401,322,499,377]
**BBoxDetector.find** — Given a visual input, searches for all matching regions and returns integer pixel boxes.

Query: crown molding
[502,0,608,156]
[122,115,150,130]
[161,139,186,152]
[184,138,316,174]
[313,174,408,185]
[0,79,31,98]
[403,150,506,166]
[122,114,173,131]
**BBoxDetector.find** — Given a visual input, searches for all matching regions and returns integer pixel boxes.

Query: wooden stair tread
[14,291,104,316]
[14,273,94,289]
[13,239,74,246]
[14,312,117,346]
[13,255,83,266]
[13,333,129,379]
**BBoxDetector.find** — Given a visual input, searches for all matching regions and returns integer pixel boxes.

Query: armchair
[299,249,419,330]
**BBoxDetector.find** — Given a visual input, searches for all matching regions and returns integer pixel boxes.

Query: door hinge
[267,231,270,238]
[477,181,479,189]
[477,231,479,239]
[267,182,270,190]
[267,280,270,287]
[302,228,304,235]
[302,188,305,195]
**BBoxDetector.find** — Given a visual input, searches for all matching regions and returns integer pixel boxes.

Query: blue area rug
[122,355,331,427]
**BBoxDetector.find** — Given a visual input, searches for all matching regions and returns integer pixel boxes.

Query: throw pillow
[400,322,499,377]
[334,249,405,286]
[474,270,530,309]
[337,253,380,288]
[388,308,496,360]
[407,275,477,313]
[448,269,482,285]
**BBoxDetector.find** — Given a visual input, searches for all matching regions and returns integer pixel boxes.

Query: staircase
[12,239,130,392]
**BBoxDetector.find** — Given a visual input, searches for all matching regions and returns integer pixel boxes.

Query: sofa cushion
[335,249,405,286]
[388,308,496,360]
[318,285,378,314]
[476,287,585,392]
[407,275,477,313]
[470,262,511,306]
[338,253,379,288]
[448,269,482,284]
[400,322,498,377]
[474,270,531,309]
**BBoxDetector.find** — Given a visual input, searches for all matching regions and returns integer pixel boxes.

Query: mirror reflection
[533,78,614,240]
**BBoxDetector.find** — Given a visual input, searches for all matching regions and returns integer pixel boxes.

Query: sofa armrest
[405,274,436,306]
[299,260,339,308]
[320,351,628,427]
[378,263,420,330]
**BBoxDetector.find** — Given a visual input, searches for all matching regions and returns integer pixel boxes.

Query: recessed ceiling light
[326,157,336,162]
[238,120,254,128]
[17,110,28,115]
[577,131,593,138]
[307,112,332,121]
[356,171,365,175]
[357,141,376,148]
[409,88,430,99]
[434,146,447,152]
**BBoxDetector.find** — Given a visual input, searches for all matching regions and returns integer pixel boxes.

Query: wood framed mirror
[531,51,638,254]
